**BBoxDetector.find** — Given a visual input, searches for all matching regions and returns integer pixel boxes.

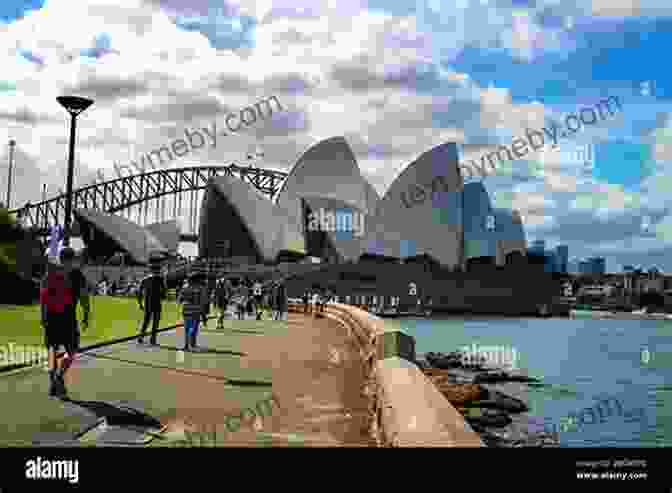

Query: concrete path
[0,312,375,447]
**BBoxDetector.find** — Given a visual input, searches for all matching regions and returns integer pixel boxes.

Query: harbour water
[402,316,672,447]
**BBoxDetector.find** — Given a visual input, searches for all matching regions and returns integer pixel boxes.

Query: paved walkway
[0,311,375,447]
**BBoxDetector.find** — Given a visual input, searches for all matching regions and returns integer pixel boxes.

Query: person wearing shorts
[40,248,90,398]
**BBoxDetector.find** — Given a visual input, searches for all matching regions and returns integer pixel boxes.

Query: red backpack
[41,270,73,314]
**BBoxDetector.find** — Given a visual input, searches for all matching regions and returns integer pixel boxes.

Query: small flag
[48,225,64,259]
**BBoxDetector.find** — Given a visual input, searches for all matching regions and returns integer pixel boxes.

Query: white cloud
[0,0,666,270]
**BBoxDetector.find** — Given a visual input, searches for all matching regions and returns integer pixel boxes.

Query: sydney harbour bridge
[8,164,288,242]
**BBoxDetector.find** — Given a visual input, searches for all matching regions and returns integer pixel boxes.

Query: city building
[556,245,569,274]
[580,257,606,275]
[567,257,580,274]
[526,241,563,273]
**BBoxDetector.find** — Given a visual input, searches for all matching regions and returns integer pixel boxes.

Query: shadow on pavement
[226,379,272,387]
[155,344,246,357]
[63,399,162,429]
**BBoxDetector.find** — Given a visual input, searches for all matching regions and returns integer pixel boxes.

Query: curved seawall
[289,302,483,446]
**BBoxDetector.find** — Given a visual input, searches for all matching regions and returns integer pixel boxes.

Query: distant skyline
[0,0,671,268]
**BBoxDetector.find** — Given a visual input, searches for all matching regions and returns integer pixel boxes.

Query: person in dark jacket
[137,260,166,346]
[215,279,230,329]
[273,281,287,321]
[200,275,211,329]
[302,290,310,314]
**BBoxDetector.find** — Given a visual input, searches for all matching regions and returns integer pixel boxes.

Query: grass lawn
[0,296,183,350]
[0,319,281,446]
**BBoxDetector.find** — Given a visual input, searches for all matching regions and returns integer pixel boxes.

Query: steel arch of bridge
[10,165,288,233]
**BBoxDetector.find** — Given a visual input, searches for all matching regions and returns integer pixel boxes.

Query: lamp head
[57,96,94,116]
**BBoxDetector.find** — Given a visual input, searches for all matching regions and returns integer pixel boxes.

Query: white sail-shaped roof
[145,220,180,254]
[75,208,168,264]
[276,137,378,227]
[302,195,367,262]
[199,175,305,262]
[365,142,463,267]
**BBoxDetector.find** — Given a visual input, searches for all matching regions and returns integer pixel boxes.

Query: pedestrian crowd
[300,285,335,316]
[38,248,289,399]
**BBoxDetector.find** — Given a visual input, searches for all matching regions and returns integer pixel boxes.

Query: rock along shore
[416,351,560,447]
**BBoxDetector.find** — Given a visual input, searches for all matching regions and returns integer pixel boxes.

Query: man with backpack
[40,247,90,399]
[137,258,167,346]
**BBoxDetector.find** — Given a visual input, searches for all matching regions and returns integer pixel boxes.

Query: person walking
[215,279,230,329]
[311,287,320,317]
[200,274,211,329]
[40,247,91,398]
[236,291,246,320]
[270,282,279,320]
[177,272,205,351]
[245,279,255,318]
[275,281,287,321]
[137,259,167,346]
[253,279,263,320]
[231,279,245,320]
[302,290,310,315]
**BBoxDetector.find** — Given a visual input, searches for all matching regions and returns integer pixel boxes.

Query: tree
[1,207,44,304]
[0,206,20,272]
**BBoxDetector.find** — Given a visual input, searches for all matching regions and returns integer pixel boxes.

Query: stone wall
[289,302,483,447]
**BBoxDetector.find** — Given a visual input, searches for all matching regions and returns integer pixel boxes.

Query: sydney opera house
[74,136,564,314]
[198,136,527,269]
[75,136,530,269]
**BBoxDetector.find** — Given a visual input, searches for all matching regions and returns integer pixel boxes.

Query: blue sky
[0,0,671,269]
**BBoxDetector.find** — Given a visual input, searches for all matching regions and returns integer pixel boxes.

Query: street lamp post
[57,96,93,247]
[5,139,16,209]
